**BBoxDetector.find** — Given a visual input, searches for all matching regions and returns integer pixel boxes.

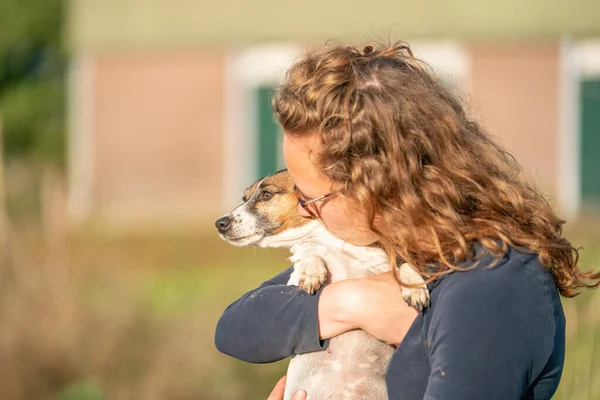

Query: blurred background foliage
[0,0,65,167]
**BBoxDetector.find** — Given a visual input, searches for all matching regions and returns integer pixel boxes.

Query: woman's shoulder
[436,245,554,288]
[429,245,562,316]
[423,245,565,358]
[419,245,566,396]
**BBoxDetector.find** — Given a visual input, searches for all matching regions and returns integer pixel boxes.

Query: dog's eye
[242,196,248,202]
[261,191,273,201]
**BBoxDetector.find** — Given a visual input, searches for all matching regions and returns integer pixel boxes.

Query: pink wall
[469,43,560,196]
[92,50,226,224]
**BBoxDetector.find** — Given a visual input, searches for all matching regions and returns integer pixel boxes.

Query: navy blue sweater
[215,246,565,400]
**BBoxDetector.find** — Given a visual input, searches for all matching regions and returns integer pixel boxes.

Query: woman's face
[283,132,380,246]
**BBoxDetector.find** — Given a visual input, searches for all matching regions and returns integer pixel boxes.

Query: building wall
[66,0,600,226]
[83,50,226,224]
[69,40,600,225]
[68,0,600,51]
[469,43,561,195]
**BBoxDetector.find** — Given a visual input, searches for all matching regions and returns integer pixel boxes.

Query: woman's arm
[214,266,339,363]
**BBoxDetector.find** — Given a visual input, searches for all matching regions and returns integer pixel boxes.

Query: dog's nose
[215,216,232,233]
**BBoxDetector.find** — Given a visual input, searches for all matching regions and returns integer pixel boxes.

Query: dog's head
[215,169,318,248]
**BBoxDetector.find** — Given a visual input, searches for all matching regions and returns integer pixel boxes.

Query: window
[580,79,600,203]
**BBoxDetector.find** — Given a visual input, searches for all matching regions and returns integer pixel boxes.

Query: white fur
[258,220,322,248]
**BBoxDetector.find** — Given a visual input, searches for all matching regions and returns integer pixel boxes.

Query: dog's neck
[258,221,386,266]
[257,220,323,249]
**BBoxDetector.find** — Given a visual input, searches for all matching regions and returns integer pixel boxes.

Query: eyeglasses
[292,185,334,219]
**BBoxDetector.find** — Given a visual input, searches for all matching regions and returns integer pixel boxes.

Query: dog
[215,169,429,400]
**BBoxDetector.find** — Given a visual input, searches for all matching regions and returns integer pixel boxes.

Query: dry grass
[0,221,291,400]
[0,217,598,399]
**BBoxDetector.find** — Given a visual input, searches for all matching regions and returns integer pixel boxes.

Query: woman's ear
[372,212,385,230]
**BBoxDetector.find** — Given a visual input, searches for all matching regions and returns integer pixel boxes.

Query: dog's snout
[215,216,232,233]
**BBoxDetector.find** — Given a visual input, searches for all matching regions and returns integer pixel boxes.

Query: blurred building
[66,0,600,226]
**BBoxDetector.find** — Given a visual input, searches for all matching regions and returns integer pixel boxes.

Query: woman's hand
[318,271,418,346]
[267,375,306,400]
[351,271,419,346]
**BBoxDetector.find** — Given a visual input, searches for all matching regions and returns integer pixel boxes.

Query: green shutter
[580,79,600,203]
[256,86,281,178]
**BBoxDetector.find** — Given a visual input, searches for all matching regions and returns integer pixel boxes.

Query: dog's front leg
[397,263,430,311]
[288,254,328,295]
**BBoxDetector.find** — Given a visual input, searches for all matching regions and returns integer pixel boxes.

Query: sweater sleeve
[214,266,330,363]
[422,258,557,400]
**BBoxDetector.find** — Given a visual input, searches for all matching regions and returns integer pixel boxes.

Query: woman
[214,42,600,400]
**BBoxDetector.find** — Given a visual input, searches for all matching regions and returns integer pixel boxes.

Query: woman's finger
[267,375,287,400]
[292,390,307,400]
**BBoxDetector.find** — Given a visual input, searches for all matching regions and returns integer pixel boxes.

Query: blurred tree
[0,0,65,167]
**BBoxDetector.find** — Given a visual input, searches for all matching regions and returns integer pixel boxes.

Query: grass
[1,224,292,400]
[0,221,599,399]
[555,224,600,400]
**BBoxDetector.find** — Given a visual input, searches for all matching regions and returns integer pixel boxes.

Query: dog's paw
[397,263,430,311]
[296,255,328,295]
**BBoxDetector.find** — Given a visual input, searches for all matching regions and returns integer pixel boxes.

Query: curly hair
[272,41,600,297]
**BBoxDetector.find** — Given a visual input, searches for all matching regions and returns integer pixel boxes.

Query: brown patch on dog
[244,170,312,235]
